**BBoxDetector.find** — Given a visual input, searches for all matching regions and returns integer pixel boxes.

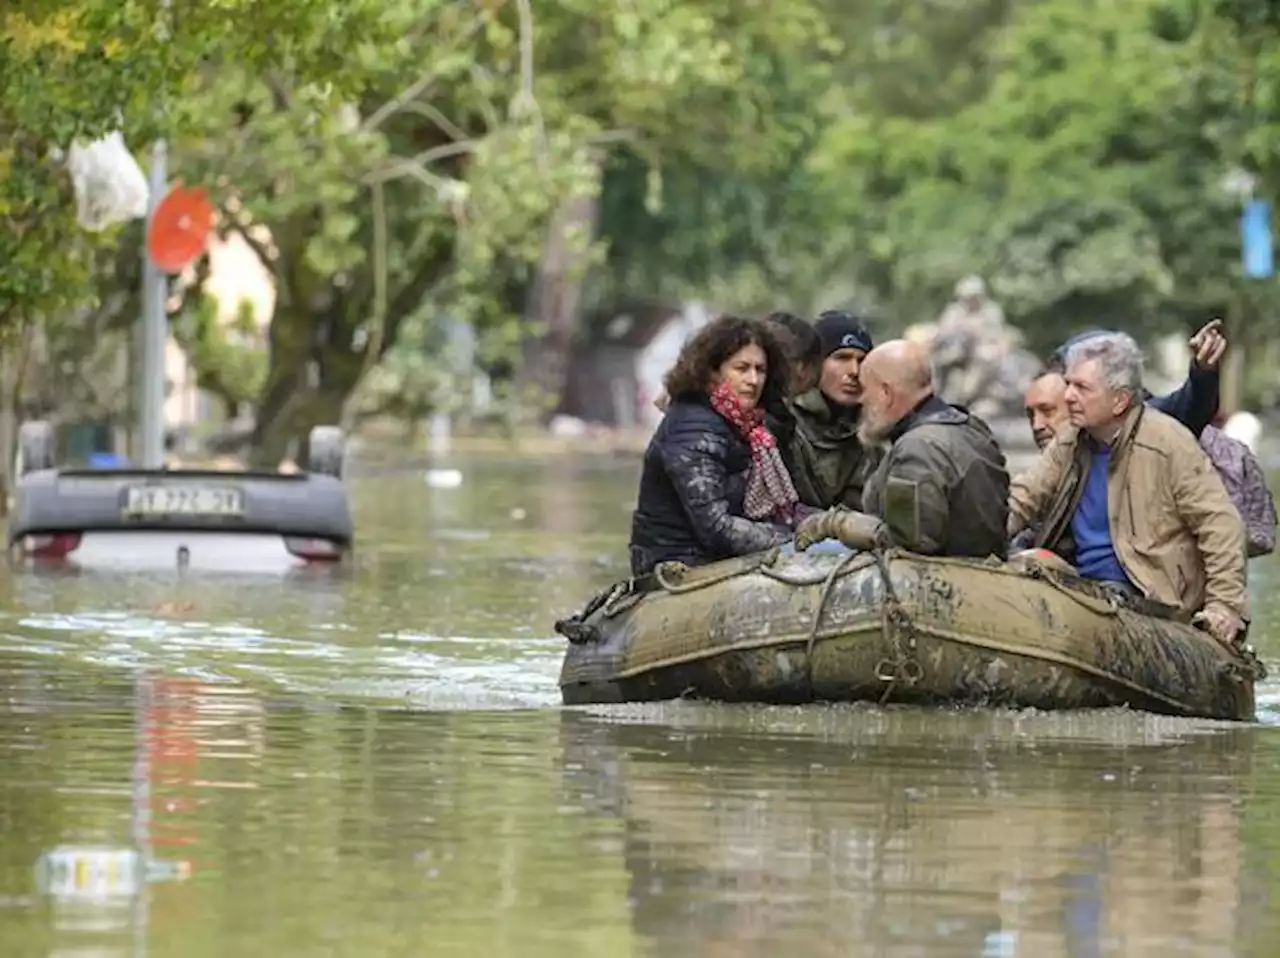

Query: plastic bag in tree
[66,131,151,232]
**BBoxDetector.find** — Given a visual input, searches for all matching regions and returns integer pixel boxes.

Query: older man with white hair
[1008,332,1249,648]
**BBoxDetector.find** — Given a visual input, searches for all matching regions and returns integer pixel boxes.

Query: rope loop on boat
[872,552,923,701]
[804,549,865,690]
[1227,642,1268,683]
[800,549,924,699]
[652,548,781,595]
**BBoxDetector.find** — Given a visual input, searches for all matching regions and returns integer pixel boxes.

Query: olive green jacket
[778,388,876,511]
[861,395,1010,558]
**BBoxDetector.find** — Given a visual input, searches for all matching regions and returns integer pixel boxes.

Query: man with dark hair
[764,310,823,395]
[778,310,878,510]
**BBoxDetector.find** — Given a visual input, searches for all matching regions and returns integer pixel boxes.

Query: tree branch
[360,13,488,132]
[340,180,388,432]
[218,208,280,282]
[511,0,547,165]
[587,128,636,146]
[363,140,479,184]
[264,72,292,112]
[411,102,470,142]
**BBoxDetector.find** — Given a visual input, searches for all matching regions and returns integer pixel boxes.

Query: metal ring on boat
[874,659,898,682]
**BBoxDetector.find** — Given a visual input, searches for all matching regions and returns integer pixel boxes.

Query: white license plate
[124,485,245,517]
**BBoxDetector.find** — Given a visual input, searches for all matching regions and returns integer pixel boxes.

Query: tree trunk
[0,324,36,517]
[516,158,603,424]
[247,221,454,467]
[0,350,18,517]
[246,307,382,467]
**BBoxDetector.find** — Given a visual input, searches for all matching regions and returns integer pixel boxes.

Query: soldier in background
[931,276,1032,420]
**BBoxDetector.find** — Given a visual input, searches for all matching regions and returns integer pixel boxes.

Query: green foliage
[801,0,1264,352]
[143,0,865,450]
[172,294,267,416]
[0,0,391,326]
[18,0,1280,441]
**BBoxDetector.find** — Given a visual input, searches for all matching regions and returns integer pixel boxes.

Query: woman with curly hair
[629,315,803,576]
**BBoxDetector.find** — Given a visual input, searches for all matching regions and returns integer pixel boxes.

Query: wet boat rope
[870,551,924,703]
[791,549,925,702]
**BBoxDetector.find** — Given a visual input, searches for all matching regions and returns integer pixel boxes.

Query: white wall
[635,302,713,432]
[167,231,275,430]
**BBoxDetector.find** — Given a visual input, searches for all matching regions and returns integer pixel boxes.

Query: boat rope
[870,551,923,703]
[651,548,781,594]
[804,549,866,692]
[797,549,924,700]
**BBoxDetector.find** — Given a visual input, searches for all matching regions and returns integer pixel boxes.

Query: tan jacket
[1008,405,1248,619]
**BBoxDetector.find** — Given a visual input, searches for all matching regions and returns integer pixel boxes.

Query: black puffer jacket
[629,398,792,576]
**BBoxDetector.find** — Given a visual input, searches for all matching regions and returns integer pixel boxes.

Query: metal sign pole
[138,139,169,469]
[137,0,172,470]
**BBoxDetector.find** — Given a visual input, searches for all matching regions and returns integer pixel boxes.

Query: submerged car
[9,423,353,573]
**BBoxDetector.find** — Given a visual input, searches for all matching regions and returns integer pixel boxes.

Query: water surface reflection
[561,706,1269,957]
[1,454,1280,958]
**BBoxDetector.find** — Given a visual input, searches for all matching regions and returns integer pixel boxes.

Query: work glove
[793,508,838,551]
[793,508,888,552]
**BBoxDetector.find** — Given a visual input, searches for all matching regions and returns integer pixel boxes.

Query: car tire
[306,425,345,478]
[17,421,56,476]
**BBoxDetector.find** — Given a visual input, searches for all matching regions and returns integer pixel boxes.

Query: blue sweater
[1070,448,1132,585]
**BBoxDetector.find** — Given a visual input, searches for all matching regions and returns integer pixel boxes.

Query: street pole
[137,0,172,470]
[138,140,168,468]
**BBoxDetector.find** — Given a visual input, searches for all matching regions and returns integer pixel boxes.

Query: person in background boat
[793,340,1010,558]
[1007,332,1248,647]
[930,275,1033,421]
[628,315,802,576]
[781,310,877,511]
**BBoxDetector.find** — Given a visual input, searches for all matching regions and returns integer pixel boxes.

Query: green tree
[157,0,852,462]
[814,0,1252,355]
[0,1,390,327]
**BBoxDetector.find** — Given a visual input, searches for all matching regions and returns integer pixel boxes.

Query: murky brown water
[2,452,1280,956]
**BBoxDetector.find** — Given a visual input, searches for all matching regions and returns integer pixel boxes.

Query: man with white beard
[793,339,1010,558]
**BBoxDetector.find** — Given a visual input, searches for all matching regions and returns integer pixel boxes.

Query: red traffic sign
[147,184,214,273]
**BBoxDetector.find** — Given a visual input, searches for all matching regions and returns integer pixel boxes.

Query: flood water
[3,451,1280,956]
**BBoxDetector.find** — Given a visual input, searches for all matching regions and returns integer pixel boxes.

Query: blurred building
[560,301,713,431]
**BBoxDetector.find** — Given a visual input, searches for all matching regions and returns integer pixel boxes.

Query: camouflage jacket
[1200,424,1277,558]
[628,398,791,576]
[778,388,876,511]
[862,396,1010,558]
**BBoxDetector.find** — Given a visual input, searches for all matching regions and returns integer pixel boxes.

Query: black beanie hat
[815,310,874,357]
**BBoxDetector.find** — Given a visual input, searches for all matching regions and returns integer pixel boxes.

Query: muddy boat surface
[555,549,1266,722]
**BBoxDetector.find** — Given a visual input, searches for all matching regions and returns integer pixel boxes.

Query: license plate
[124,485,245,517]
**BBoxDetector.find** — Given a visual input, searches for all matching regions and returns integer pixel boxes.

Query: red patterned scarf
[708,381,801,525]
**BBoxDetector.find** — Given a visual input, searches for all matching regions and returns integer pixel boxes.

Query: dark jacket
[778,388,877,510]
[1148,367,1219,438]
[629,399,791,576]
[862,395,1010,558]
